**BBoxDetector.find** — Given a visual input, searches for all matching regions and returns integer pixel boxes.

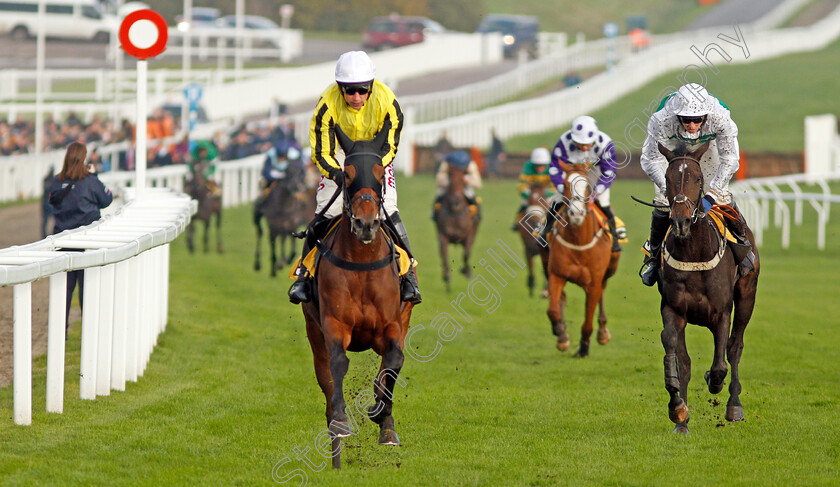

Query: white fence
[0,189,194,425]
[395,4,840,175]
[732,173,840,250]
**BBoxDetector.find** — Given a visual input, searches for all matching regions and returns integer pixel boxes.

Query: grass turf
[1,175,838,485]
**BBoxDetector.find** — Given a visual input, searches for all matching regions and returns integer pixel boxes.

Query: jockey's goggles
[678,115,706,125]
[341,83,371,96]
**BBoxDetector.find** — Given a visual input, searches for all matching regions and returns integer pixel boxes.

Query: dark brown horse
[545,162,620,357]
[186,161,224,253]
[516,183,550,297]
[253,165,314,277]
[434,163,480,292]
[656,141,759,434]
[301,127,414,469]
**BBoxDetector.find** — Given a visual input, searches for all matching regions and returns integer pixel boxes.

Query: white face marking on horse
[679,163,687,174]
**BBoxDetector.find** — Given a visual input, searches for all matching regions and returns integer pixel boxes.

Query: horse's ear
[556,160,575,173]
[372,127,389,154]
[691,141,711,161]
[658,142,676,161]
[334,124,353,153]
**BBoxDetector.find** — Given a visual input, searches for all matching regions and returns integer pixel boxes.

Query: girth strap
[315,239,396,272]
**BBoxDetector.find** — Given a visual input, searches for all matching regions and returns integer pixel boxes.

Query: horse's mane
[670,141,691,157]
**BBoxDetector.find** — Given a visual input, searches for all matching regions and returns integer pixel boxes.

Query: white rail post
[80,267,101,400]
[111,260,129,391]
[46,272,67,413]
[96,264,115,396]
[13,282,32,426]
[126,256,140,382]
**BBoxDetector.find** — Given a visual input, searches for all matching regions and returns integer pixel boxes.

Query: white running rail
[0,188,195,425]
[731,173,840,249]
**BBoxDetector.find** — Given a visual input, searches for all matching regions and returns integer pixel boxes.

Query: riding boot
[466,194,481,220]
[512,202,527,231]
[725,204,756,275]
[640,209,670,287]
[288,215,330,304]
[597,203,623,253]
[607,216,623,252]
[540,201,563,244]
[389,212,422,304]
[431,194,443,222]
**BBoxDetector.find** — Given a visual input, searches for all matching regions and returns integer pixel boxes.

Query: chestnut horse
[186,161,224,253]
[545,162,620,357]
[517,183,550,297]
[301,127,414,469]
[656,141,759,434]
[253,165,314,277]
[434,163,480,292]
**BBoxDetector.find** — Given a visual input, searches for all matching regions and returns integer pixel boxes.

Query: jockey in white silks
[638,83,755,287]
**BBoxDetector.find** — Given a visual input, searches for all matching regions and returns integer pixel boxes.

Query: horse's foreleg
[575,285,604,358]
[438,234,451,292]
[269,234,278,278]
[596,293,610,345]
[727,277,757,422]
[304,318,334,427]
[547,274,570,350]
[461,241,473,279]
[705,315,731,395]
[254,217,262,271]
[325,336,352,438]
[215,210,225,253]
[526,254,535,297]
[187,222,195,253]
[662,306,690,433]
[368,324,405,446]
[202,220,210,253]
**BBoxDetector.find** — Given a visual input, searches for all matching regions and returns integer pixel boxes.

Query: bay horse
[253,165,314,277]
[545,162,620,357]
[186,161,224,253]
[301,126,414,469]
[656,141,759,434]
[434,162,480,292]
[516,183,550,297]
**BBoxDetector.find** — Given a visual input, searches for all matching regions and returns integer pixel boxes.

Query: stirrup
[400,272,422,304]
[639,256,659,287]
[288,268,312,304]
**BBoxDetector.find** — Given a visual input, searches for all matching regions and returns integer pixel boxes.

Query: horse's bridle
[342,152,384,219]
[670,155,704,224]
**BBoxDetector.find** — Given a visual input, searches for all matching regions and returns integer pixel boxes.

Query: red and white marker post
[119,9,168,198]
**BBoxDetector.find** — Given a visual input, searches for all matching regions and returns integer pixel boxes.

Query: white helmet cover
[673,83,711,117]
[530,147,551,165]
[571,115,598,145]
[335,51,376,84]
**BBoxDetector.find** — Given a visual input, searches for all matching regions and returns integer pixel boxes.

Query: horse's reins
[672,155,703,224]
[307,153,401,275]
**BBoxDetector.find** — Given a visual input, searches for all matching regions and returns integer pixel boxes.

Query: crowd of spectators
[1,109,302,174]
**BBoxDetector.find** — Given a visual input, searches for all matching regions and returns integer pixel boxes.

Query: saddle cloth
[639,206,737,257]
[288,222,412,279]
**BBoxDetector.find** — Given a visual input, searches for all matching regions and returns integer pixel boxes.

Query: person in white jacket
[639,83,755,286]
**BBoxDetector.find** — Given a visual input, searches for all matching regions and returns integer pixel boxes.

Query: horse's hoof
[556,339,570,351]
[254,263,261,271]
[725,405,744,422]
[329,420,353,438]
[378,429,401,446]
[573,349,588,358]
[597,328,611,345]
[673,423,690,435]
[704,370,725,394]
[669,401,689,424]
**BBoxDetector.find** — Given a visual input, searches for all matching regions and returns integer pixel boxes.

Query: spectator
[47,141,113,336]
[485,128,506,178]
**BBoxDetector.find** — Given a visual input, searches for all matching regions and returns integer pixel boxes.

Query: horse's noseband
[346,192,382,220]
